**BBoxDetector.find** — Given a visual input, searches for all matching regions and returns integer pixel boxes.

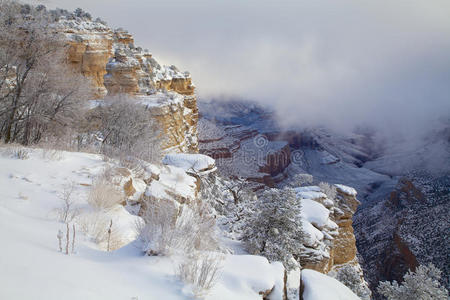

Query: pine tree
[242,188,304,270]
[377,263,448,300]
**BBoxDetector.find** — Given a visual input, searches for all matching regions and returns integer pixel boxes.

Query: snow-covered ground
[0,148,187,300]
[302,269,360,300]
[0,146,359,299]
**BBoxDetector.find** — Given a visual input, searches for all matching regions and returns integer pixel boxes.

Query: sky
[34,0,450,136]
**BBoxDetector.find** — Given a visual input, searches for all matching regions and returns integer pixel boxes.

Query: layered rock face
[59,19,113,97]
[58,17,198,152]
[198,103,291,187]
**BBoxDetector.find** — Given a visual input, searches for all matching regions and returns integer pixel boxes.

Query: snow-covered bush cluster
[85,96,163,164]
[137,198,219,256]
[87,178,124,211]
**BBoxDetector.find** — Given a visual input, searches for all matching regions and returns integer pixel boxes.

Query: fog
[39,0,450,138]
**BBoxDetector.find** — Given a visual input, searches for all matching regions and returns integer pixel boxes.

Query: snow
[0,147,293,300]
[145,165,197,200]
[302,269,360,300]
[334,184,357,196]
[302,220,324,247]
[294,185,327,200]
[296,190,327,200]
[301,199,332,229]
[163,153,216,174]
[0,148,190,300]
[209,255,282,300]
[294,186,321,193]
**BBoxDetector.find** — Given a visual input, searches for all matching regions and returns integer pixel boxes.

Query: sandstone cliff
[299,184,371,299]
[57,16,198,152]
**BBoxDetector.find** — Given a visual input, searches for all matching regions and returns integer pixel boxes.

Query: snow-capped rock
[162,153,216,175]
[301,269,360,300]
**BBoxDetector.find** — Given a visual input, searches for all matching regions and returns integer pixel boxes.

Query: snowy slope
[0,147,289,300]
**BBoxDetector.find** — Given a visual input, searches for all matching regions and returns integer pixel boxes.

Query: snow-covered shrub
[13,148,29,160]
[318,182,337,202]
[335,265,371,300]
[377,263,449,300]
[287,173,313,187]
[87,178,123,211]
[41,146,64,160]
[138,198,218,256]
[177,252,223,298]
[77,212,123,250]
[242,188,304,270]
[0,144,30,160]
[90,96,162,164]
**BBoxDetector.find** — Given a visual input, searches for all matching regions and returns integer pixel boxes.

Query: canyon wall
[57,17,198,152]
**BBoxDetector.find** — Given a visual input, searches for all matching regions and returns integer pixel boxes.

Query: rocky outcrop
[299,185,360,273]
[58,16,198,152]
[331,185,360,265]
[297,185,371,299]
[60,19,113,97]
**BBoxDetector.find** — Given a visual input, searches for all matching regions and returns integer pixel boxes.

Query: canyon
[54,13,449,299]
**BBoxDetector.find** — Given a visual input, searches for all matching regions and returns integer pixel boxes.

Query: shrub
[90,96,162,164]
[287,173,313,187]
[318,182,337,202]
[87,178,123,211]
[335,265,371,300]
[138,198,218,256]
[77,212,124,250]
[177,252,223,298]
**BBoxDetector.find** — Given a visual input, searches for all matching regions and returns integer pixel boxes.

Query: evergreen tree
[377,263,448,300]
[242,188,304,270]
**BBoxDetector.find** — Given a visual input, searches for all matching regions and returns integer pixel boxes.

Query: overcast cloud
[39,0,450,136]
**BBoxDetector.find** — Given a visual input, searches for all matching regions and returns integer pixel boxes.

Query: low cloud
[43,0,450,138]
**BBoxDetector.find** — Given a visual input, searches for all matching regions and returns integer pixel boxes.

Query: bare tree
[0,1,91,145]
[223,177,253,205]
[56,182,79,223]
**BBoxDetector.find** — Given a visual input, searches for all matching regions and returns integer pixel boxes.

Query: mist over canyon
[38,0,450,138]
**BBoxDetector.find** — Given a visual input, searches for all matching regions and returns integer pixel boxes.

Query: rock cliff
[57,16,198,152]
[297,184,371,299]
[354,173,450,297]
